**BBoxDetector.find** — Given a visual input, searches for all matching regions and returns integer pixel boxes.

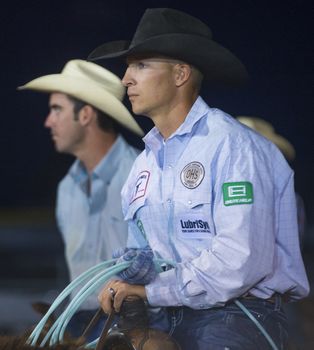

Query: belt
[240,293,280,304]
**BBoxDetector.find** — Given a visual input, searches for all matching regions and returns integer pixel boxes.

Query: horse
[0,302,89,350]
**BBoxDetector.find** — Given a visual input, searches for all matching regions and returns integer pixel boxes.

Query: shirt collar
[143,96,209,153]
[69,134,126,186]
[170,96,209,138]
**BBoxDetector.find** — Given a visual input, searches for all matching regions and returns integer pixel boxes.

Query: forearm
[146,226,274,308]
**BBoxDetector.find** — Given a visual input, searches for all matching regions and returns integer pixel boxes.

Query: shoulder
[108,142,143,191]
[116,142,142,175]
[56,161,78,196]
[205,108,275,154]
[202,108,293,181]
[121,148,147,184]
[124,143,142,160]
[118,136,142,159]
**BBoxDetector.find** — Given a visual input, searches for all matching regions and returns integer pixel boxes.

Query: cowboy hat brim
[88,34,249,86]
[18,74,144,136]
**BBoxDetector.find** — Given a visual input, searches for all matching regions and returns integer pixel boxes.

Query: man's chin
[54,144,65,153]
[132,106,147,117]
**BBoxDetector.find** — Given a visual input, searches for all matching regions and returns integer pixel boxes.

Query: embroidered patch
[180,162,205,189]
[222,182,254,206]
[130,171,150,203]
[177,214,214,239]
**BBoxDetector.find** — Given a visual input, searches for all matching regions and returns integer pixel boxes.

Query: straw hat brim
[18,74,144,136]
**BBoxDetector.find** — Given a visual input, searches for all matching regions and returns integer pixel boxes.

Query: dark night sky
[1,0,313,227]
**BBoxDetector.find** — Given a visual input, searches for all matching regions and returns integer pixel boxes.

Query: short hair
[66,94,118,133]
[191,65,204,94]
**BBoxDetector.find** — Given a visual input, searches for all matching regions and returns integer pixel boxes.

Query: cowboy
[18,59,143,340]
[90,8,309,349]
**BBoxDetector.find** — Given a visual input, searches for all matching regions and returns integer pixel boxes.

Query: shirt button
[167,165,172,169]
[199,304,205,309]
[167,199,172,203]
[188,200,192,205]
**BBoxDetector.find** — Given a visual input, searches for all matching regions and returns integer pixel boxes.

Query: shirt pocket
[175,197,215,240]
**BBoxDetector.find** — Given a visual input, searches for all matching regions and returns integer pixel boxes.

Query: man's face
[122,56,178,119]
[44,92,85,155]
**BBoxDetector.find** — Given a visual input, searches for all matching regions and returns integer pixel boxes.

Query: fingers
[113,247,136,260]
[98,280,147,314]
[112,247,127,259]
[98,282,117,314]
[112,284,128,312]
[119,249,155,284]
[132,263,156,284]
[98,280,129,314]
[122,259,154,283]
[122,249,137,261]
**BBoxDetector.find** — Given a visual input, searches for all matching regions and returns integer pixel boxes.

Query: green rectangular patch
[222,182,253,206]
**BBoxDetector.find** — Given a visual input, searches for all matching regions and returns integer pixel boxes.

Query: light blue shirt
[56,135,140,309]
[121,97,309,310]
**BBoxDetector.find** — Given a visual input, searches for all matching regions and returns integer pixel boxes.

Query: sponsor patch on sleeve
[222,182,253,206]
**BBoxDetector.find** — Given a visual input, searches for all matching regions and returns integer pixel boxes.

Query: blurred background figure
[18,59,143,340]
[237,116,307,248]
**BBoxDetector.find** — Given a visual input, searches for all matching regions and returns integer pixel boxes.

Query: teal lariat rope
[27,258,175,348]
[27,258,278,350]
[27,258,117,346]
[234,299,279,350]
[49,262,131,346]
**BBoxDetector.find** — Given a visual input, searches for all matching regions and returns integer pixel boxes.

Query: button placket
[161,144,175,204]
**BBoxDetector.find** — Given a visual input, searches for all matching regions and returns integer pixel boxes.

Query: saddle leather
[85,297,181,350]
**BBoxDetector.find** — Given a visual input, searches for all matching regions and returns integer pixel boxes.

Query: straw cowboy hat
[18,59,144,136]
[88,8,249,86]
[237,116,296,161]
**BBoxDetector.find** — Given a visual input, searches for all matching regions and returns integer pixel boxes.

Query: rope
[27,258,174,348]
[27,259,117,346]
[52,263,130,345]
[27,257,278,350]
[234,299,279,350]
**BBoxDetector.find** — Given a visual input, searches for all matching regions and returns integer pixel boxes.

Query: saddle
[84,297,181,350]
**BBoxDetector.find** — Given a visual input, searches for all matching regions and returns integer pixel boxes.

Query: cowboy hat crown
[89,8,249,86]
[18,59,144,136]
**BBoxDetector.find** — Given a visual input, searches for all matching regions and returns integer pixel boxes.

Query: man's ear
[174,63,192,87]
[78,105,95,126]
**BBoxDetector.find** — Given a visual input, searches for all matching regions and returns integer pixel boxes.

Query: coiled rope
[27,258,278,350]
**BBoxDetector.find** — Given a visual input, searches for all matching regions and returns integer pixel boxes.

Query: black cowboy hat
[88,8,249,86]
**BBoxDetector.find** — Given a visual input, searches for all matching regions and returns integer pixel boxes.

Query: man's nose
[122,68,133,87]
[44,113,53,128]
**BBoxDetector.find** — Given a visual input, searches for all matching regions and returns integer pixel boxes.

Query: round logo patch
[180,162,205,189]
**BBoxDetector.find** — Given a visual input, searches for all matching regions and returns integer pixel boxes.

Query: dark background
[1,0,313,225]
[0,0,313,342]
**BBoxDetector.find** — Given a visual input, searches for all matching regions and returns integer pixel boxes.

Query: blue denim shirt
[121,97,309,310]
[56,135,140,309]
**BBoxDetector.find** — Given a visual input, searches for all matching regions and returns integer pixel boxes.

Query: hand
[113,246,157,285]
[98,280,146,314]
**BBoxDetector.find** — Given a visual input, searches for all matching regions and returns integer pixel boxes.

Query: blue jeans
[66,309,108,342]
[151,296,288,350]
